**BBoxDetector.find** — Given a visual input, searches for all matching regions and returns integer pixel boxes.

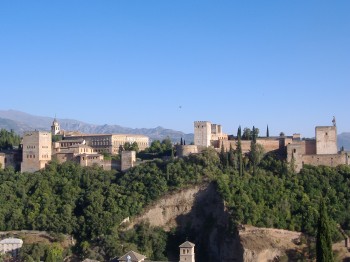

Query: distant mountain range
[338,132,350,151]
[0,110,194,143]
[0,110,349,150]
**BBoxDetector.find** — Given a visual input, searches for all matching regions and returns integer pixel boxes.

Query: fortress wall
[221,140,237,152]
[176,145,198,157]
[241,141,251,153]
[287,143,304,172]
[279,137,293,148]
[302,153,349,167]
[0,154,4,169]
[0,153,16,169]
[256,139,280,152]
[305,140,316,155]
[53,153,74,164]
[221,139,280,154]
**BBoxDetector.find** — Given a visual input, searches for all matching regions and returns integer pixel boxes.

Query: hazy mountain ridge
[1,110,348,149]
[0,110,194,143]
[0,117,33,133]
[338,132,350,151]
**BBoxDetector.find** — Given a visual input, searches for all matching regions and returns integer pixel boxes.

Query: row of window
[26,154,49,159]
[26,145,50,149]
[82,156,100,160]
[92,141,110,146]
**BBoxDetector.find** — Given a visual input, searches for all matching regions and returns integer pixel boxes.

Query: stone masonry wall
[302,152,349,167]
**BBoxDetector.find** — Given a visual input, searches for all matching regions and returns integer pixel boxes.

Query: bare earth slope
[127,183,350,262]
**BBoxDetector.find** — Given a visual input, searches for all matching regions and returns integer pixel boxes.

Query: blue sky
[0,1,349,137]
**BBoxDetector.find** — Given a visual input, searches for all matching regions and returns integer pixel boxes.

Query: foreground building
[0,238,23,258]
[115,241,195,262]
[116,250,146,262]
[179,241,195,262]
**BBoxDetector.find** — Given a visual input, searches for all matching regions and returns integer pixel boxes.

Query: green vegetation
[123,141,139,153]
[316,199,334,262]
[0,144,349,260]
[137,138,173,160]
[0,129,21,150]
[0,149,218,260]
[52,135,63,143]
[20,242,65,262]
[217,155,350,242]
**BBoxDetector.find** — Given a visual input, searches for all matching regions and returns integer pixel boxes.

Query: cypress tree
[180,137,183,145]
[237,126,243,176]
[250,126,257,175]
[266,125,270,137]
[290,152,296,174]
[220,141,228,167]
[316,198,334,262]
[229,143,234,167]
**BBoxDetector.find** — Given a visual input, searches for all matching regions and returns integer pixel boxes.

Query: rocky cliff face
[128,183,242,261]
[127,183,326,262]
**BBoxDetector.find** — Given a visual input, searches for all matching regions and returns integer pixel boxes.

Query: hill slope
[0,109,194,143]
[338,132,350,151]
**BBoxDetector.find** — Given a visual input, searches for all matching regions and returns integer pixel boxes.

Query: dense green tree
[250,126,258,175]
[0,129,21,149]
[220,142,228,168]
[242,127,252,140]
[45,243,63,262]
[316,199,334,262]
[0,147,349,260]
[236,126,243,176]
[138,138,173,159]
[124,142,139,153]
[228,144,235,168]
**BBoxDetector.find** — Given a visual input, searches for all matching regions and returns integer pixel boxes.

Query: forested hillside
[0,148,350,261]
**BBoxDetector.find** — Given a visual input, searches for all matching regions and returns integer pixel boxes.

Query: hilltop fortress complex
[1,117,348,173]
[18,119,149,173]
[177,120,349,172]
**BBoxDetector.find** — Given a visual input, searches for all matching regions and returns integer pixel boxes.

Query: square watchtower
[316,126,337,154]
[194,121,211,147]
[179,241,195,262]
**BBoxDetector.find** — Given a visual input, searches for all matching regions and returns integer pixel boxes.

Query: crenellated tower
[194,121,212,147]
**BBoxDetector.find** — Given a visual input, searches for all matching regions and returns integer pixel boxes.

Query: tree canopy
[0,147,349,260]
[0,129,21,150]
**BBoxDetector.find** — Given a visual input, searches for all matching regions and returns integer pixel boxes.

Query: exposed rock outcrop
[127,183,350,261]
[127,182,242,261]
